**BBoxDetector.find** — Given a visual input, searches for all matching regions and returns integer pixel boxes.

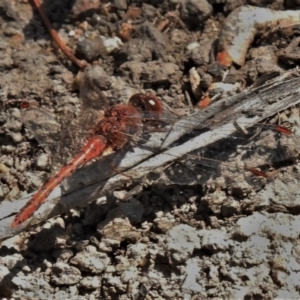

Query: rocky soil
[1,0,300,299]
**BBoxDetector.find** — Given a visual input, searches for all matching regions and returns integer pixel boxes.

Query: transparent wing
[114,99,300,198]
[78,66,109,125]
[22,107,78,169]
[22,107,60,154]
[21,67,110,170]
[150,120,300,195]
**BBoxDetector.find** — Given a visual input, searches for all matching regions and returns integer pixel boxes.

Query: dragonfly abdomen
[11,136,107,228]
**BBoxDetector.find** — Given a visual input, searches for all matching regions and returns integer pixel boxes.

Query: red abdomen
[11,136,107,228]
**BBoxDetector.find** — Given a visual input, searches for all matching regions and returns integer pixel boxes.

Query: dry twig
[32,0,87,69]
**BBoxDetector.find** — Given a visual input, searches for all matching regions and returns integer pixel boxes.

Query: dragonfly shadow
[46,146,132,219]
[149,127,289,197]
[45,112,300,223]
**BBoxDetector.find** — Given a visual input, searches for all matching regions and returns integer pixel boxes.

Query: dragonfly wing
[22,107,79,169]
[79,66,108,112]
[22,107,62,155]
[147,122,300,195]
[73,66,110,143]
[21,67,110,172]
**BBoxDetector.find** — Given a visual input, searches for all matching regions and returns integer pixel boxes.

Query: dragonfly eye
[143,95,163,115]
[128,93,163,120]
[148,99,156,106]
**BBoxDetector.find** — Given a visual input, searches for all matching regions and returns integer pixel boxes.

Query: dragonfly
[9,69,300,228]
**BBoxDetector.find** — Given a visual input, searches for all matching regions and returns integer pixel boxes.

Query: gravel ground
[2,0,300,299]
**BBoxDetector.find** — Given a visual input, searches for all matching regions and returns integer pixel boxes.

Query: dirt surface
[2,0,300,299]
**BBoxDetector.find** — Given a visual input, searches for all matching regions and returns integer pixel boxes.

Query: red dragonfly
[10,92,166,227]
[9,71,299,228]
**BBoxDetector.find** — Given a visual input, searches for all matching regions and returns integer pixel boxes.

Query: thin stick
[32,0,87,69]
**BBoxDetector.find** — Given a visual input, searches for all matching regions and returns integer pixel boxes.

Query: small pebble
[102,36,123,54]
[186,42,200,51]
[0,163,9,173]
[14,157,27,172]
[2,145,16,153]
[55,217,66,229]
[76,33,107,61]
[35,153,49,170]
[44,268,52,275]
[22,265,31,273]
[6,185,19,200]
[0,112,7,123]
[68,30,75,37]
[0,186,4,198]
[42,259,53,269]
[9,132,23,143]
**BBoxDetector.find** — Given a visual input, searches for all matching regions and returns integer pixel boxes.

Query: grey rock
[7,107,21,119]
[221,198,241,217]
[14,157,28,172]
[208,264,219,284]
[227,285,250,299]
[97,199,143,247]
[71,0,100,17]
[187,44,209,66]
[81,65,111,92]
[154,215,175,233]
[0,253,23,269]
[112,0,127,10]
[119,61,182,85]
[5,185,19,200]
[119,39,155,62]
[271,269,288,287]
[178,0,212,22]
[235,212,300,239]
[115,255,131,274]
[275,288,300,299]
[199,229,229,251]
[4,108,23,143]
[79,276,101,289]
[12,273,53,299]
[226,264,270,287]
[8,132,23,143]
[51,262,81,285]
[0,265,10,281]
[258,177,300,210]
[98,217,141,248]
[135,22,169,48]
[120,266,138,283]
[76,33,107,61]
[0,37,8,50]
[35,153,49,170]
[231,235,271,265]
[201,191,227,214]
[70,248,110,274]
[0,112,7,124]
[165,224,200,264]
[106,275,125,290]
[147,270,167,286]
[126,243,148,267]
[182,258,205,294]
